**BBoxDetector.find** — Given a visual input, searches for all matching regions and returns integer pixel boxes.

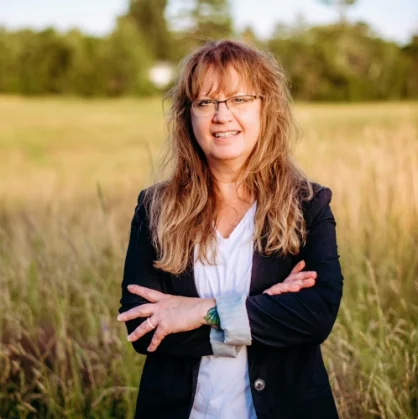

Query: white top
[190,202,258,419]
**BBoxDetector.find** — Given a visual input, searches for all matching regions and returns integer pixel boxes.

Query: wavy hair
[145,40,313,275]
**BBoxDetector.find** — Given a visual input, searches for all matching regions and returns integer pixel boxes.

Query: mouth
[212,130,240,139]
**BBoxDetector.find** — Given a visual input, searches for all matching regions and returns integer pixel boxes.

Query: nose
[212,101,233,123]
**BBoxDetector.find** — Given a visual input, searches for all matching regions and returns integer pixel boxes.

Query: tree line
[0,0,417,100]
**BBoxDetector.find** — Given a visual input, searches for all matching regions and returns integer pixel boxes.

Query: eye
[196,99,215,107]
[231,96,250,104]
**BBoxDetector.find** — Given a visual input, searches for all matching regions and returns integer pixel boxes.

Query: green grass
[0,96,417,418]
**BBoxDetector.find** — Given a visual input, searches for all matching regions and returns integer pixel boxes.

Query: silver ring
[146,318,156,329]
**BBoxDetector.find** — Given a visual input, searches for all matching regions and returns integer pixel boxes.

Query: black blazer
[119,184,343,419]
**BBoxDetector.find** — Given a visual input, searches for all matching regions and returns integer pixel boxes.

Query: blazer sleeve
[245,187,344,347]
[119,190,213,357]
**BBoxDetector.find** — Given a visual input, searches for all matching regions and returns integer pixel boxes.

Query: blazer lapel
[168,262,200,298]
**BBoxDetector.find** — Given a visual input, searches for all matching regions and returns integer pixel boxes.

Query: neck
[208,161,251,203]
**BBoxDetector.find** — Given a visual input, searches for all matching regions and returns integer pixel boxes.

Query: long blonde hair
[145,40,313,275]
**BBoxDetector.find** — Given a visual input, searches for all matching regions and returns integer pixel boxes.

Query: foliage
[188,0,233,42]
[317,0,357,22]
[100,17,154,96]
[127,0,173,60]
[167,0,234,59]
[0,0,417,100]
[267,22,416,101]
[402,36,418,98]
[0,21,154,97]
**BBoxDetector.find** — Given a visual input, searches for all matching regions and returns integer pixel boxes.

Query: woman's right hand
[263,260,316,296]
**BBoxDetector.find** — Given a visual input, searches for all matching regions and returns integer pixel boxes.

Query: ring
[146,318,156,329]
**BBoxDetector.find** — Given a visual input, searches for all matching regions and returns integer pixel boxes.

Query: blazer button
[254,378,265,391]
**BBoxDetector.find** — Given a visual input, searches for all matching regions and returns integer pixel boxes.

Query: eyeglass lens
[192,96,256,116]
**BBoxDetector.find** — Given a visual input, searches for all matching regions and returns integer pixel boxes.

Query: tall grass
[0,97,417,418]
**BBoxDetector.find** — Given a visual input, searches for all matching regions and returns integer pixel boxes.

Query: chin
[213,151,246,162]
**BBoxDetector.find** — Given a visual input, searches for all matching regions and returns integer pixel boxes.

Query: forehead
[192,65,254,98]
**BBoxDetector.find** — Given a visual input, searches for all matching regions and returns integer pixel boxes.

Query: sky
[0,0,417,45]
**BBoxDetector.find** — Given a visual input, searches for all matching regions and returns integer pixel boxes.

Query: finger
[287,278,315,291]
[263,277,316,295]
[127,318,157,342]
[290,260,305,274]
[264,284,293,296]
[147,326,168,352]
[127,285,164,303]
[117,303,155,322]
[263,282,287,295]
[263,287,282,296]
[266,270,316,295]
[286,277,316,290]
[283,271,317,283]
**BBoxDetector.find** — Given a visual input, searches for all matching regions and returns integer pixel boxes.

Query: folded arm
[245,187,343,347]
[119,191,214,357]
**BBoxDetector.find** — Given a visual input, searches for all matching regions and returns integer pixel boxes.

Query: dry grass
[0,96,417,418]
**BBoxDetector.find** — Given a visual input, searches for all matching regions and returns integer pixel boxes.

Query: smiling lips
[213,130,240,138]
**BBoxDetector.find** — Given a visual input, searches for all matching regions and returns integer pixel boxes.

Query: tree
[171,0,233,55]
[191,0,233,41]
[240,25,259,46]
[100,17,154,96]
[317,0,357,22]
[268,22,409,101]
[127,0,172,60]
[402,35,418,98]
[11,28,71,95]
[64,30,108,96]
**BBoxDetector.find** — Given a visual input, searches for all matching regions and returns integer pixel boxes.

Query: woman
[118,40,343,419]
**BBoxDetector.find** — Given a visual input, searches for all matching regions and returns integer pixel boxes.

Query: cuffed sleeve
[209,328,243,357]
[215,292,252,346]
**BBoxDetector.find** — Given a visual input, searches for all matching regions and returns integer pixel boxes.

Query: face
[190,66,261,170]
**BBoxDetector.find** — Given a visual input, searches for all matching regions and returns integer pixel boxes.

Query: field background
[0,96,417,418]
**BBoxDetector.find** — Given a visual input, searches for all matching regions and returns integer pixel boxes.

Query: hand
[117,285,215,352]
[263,260,316,296]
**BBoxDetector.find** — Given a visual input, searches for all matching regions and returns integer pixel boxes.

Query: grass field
[0,96,417,418]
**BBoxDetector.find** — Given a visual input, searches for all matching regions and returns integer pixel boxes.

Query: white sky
[0,0,417,44]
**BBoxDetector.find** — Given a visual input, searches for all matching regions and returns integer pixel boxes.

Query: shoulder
[301,182,333,229]
[132,184,158,225]
[307,182,332,207]
[133,182,167,223]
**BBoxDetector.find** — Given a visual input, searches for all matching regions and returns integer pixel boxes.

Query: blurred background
[0,0,417,98]
[0,1,417,418]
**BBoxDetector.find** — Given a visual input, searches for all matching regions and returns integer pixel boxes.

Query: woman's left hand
[117,285,215,352]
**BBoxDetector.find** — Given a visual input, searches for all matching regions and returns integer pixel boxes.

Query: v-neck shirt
[190,202,257,419]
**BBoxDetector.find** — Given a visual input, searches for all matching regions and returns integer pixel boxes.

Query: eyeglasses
[190,95,261,117]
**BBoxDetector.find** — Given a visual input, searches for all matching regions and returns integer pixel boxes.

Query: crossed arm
[118,187,343,356]
[118,260,316,352]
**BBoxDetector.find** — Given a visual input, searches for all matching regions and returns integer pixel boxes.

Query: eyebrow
[196,92,250,99]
